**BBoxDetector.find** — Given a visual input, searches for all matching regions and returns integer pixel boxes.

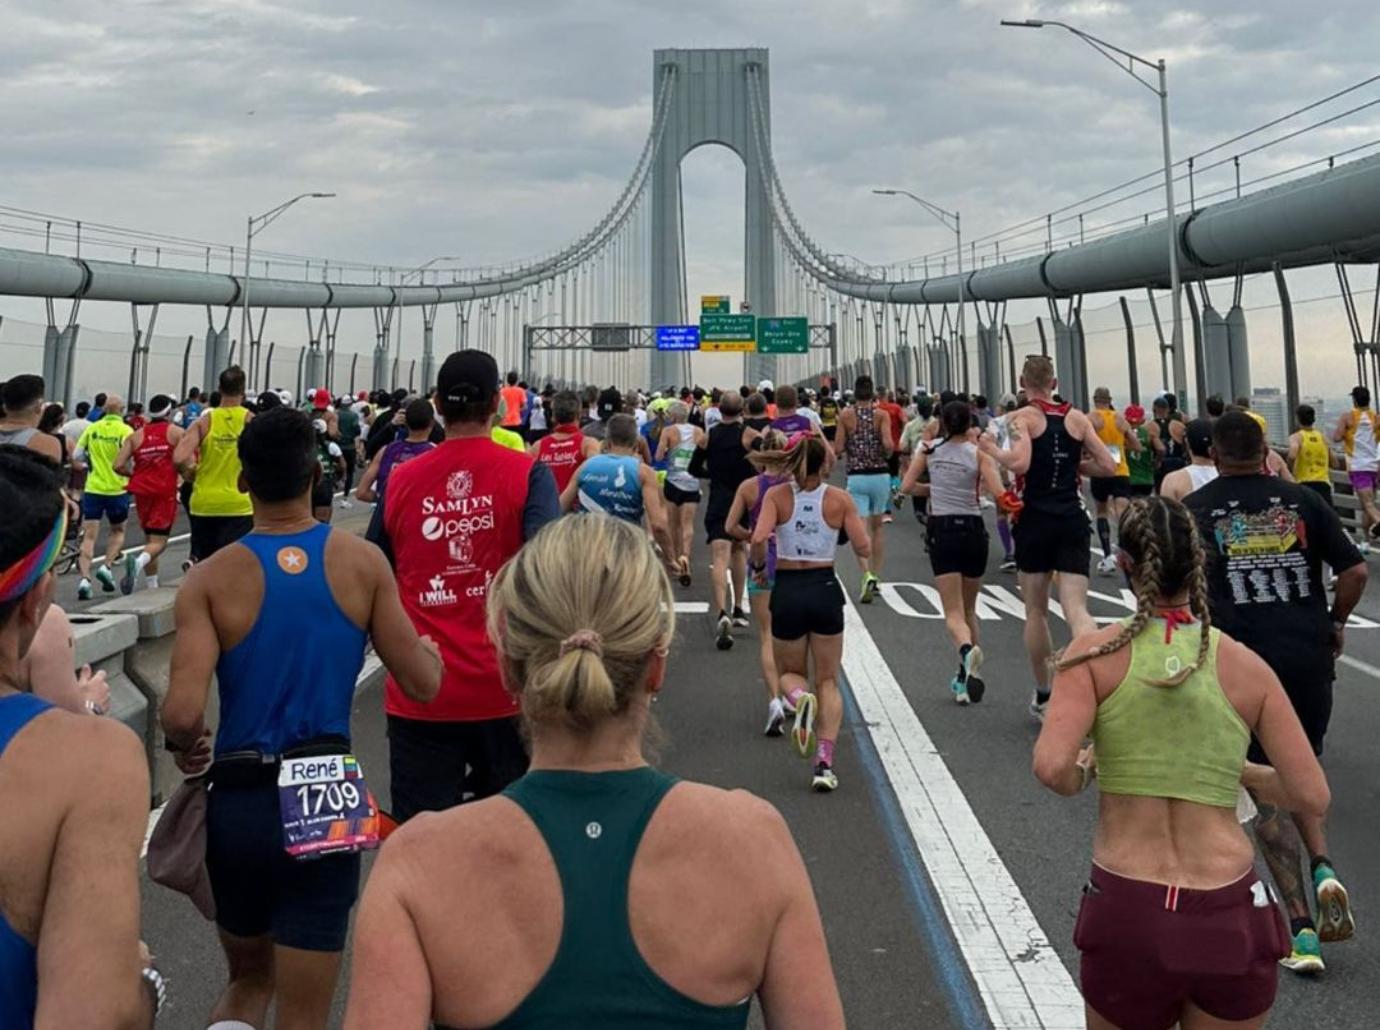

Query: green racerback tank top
[1092,620,1249,810]
[442,766,751,1030]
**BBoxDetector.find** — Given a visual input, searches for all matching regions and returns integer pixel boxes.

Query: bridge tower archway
[650,48,777,388]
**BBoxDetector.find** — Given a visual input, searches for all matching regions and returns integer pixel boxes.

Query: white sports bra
[775,483,838,564]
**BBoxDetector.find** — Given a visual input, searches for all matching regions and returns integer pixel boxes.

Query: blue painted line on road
[838,670,991,1030]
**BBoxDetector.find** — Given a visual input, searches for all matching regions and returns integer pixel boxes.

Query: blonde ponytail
[487,513,675,730]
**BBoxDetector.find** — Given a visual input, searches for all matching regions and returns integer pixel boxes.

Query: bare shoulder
[28,708,147,787]
[1214,631,1273,683]
[657,782,794,852]
[382,795,536,878]
[1063,620,1125,661]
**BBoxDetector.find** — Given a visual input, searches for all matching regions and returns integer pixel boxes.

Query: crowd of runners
[0,348,1373,1028]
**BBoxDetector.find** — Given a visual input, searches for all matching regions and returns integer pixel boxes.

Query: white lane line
[840,597,1084,1029]
[1339,653,1380,680]
[142,801,168,860]
[673,601,709,614]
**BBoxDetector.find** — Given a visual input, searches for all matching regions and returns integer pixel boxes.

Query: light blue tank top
[0,693,53,1028]
[214,523,367,756]
[576,455,645,524]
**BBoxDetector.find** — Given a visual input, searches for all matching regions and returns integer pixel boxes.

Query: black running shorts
[1302,480,1334,509]
[311,479,335,510]
[188,514,253,563]
[1090,476,1131,502]
[205,781,360,952]
[927,514,989,579]
[703,485,741,544]
[1013,510,1091,577]
[770,567,845,641]
[663,481,700,506]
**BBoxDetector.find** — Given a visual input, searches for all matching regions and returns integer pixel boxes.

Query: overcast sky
[2,0,1377,400]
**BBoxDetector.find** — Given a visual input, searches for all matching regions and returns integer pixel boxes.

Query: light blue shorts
[847,473,892,518]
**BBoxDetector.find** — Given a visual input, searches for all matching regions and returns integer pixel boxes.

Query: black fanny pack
[209,735,350,789]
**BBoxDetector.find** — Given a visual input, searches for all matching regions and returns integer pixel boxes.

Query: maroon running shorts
[1075,864,1289,1030]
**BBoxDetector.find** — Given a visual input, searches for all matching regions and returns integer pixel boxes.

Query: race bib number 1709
[277,753,381,860]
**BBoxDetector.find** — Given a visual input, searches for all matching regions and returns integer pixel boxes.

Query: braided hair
[1057,495,1212,687]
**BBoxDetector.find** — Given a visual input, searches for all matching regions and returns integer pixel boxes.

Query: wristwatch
[142,965,168,1017]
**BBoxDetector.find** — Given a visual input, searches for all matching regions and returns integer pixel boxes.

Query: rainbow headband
[0,507,67,605]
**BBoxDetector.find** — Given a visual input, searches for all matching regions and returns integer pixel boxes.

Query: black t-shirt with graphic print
[1185,474,1362,686]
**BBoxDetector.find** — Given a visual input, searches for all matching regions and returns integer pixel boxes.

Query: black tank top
[1155,416,1187,468]
[1020,400,1083,516]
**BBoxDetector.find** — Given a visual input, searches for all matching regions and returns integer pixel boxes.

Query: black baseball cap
[1185,417,1214,458]
[437,350,498,407]
[596,387,622,421]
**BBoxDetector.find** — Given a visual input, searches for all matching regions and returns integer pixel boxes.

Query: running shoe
[958,644,984,687]
[811,763,839,792]
[1000,557,1017,573]
[1359,539,1372,555]
[860,572,880,604]
[950,675,970,706]
[1314,865,1356,943]
[1096,554,1118,577]
[791,692,818,758]
[891,490,905,510]
[966,675,987,704]
[1279,928,1325,974]
[181,558,194,573]
[119,552,138,596]
[339,498,354,509]
[77,579,92,602]
[781,692,797,716]
[715,612,734,651]
[1029,692,1048,723]
[677,556,692,587]
[731,606,750,628]
[881,513,894,525]
[95,565,116,594]
[763,698,785,737]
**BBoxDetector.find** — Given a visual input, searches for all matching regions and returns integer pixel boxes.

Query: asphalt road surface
[63,487,1380,1028]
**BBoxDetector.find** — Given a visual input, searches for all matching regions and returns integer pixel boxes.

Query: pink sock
[787,686,808,706]
[816,738,835,766]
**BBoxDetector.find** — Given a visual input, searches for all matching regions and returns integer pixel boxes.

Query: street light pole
[1000,18,1187,406]
[1156,60,1187,410]
[872,188,964,390]
[240,192,336,383]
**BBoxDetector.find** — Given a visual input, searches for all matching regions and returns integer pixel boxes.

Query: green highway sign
[699,312,756,352]
[700,294,731,314]
[757,316,809,354]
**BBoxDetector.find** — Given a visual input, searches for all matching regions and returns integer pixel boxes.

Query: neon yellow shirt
[490,426,526,453]
[190,406,253,516]
[76,414,133,496]
[1294,428,1330,484]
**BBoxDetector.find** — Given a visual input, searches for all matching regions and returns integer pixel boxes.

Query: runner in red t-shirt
[113,393,183,593]
[530,390,600,493]
[877,390,908,520]
[381,350,561,821]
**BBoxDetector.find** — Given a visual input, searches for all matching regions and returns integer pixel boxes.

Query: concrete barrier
[69,611,143,739]
[91,589,184,804]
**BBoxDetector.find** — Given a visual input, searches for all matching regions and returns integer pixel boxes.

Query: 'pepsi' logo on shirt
[422,511,495,541]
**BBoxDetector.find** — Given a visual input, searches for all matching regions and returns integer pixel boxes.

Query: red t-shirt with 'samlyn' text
[382,437,533,722]
[533,427,586,493]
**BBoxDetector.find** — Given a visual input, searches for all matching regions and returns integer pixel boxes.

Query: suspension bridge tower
[649,48,778,388]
